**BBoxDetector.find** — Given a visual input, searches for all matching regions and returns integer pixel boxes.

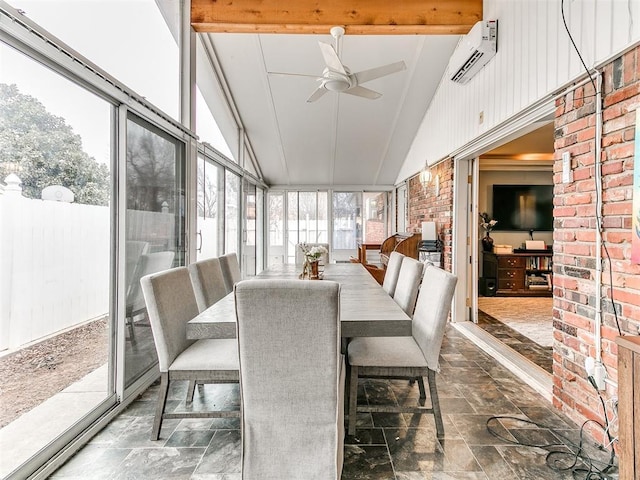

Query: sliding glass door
[332,192,362,262]
[124,114,185,388]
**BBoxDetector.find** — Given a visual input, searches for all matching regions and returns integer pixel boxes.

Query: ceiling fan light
[324,79,349,92]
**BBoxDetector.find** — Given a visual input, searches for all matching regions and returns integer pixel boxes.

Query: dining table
[186,262,412,340]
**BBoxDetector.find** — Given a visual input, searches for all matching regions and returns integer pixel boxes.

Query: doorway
[474,123,555,373]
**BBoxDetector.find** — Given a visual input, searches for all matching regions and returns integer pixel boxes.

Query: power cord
[486,415,616,479]
[487,378,618,479]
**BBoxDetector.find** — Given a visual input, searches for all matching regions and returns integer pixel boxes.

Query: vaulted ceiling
[187,1,483,187]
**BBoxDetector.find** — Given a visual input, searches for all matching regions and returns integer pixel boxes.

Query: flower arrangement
[299,243,328,263]
[299,243,328,279]
[479,212,498,234]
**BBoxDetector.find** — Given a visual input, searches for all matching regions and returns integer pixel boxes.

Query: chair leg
[186,380,196,403]
[417,376,427,405]
[344,362,351,419]
[426,369,444,439]
[126,316,136,344]
[152,372,170,441]
[348,365,359,436]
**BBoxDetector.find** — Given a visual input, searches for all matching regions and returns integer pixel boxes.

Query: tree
[0,83,110,205]
[197,161,219,219]
[126,119,178,212]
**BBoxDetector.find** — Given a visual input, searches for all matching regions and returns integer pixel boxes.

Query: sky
[1,0,232,164]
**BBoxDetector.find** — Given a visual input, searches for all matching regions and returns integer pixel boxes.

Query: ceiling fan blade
[318,42,347,75]
[344,86,382,100]
[306,87,328,103]
[353,61,407,85]
[268,71,323,80]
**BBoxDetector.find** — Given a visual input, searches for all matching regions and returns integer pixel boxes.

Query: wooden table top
[186,263,412,339]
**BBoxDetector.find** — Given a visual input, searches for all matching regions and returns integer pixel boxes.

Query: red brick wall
[365,219,385,243]
[407,158,454,272]
[553,46,639,434]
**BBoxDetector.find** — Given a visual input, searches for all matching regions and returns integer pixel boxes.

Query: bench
[358,232,420,285]
[380,232,421,266]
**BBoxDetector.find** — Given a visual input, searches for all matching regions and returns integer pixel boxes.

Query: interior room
[1,1,639,479]
[476,124,555,373]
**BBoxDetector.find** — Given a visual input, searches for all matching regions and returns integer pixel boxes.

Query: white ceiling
[201,32,461,187]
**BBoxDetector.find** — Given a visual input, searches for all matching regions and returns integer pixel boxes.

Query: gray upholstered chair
[295,242,330,266]
[219,252,242,294]
[188,257,228,313]
[392,256,425,315]
[382,251,405,297]
[234,279,344,480]
[140,266,240,440]
[186,257,230,401]
[347,265,457,438]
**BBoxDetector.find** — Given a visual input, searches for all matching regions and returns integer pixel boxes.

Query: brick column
[553,46,640,437]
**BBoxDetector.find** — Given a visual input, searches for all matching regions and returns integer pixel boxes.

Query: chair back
[219,252,242,294]
[140,266,199,372]
[412,265,457,372]
[295,243,330,265]
[382,251,404,296]
[392,257,424,315]
[188,257,227,312]
[125,241,149,293]
[234,279,343,480]
[127,251,175,315]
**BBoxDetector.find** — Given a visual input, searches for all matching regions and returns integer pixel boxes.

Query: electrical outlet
[479,111,484,124]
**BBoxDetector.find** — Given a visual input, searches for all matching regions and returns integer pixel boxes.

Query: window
[363,192,387,243]
[225,170,240,254]
[196,155,224,260]
[268,192,284,266]
[125,114,185,387]
[332,192,362,260]
[0,39,114,477]
[11,0,180,120]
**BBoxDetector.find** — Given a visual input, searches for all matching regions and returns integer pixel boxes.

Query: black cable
[486,415,617,479]
[601,241,623,336]
[560,0,623,337]
[561,0,597,93]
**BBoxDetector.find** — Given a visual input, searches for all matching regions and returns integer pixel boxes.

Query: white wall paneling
[398,0,640,181]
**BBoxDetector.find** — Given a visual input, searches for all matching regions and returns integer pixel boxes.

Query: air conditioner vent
[449,20,497,85]
[451,50,485,82]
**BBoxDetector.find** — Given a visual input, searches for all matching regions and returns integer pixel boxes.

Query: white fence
[0,176,110,351]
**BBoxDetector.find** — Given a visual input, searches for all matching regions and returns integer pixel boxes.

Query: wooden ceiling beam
[191,0,483,35]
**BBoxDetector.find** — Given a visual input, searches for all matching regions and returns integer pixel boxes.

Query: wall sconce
[419,169,432,191]
[419,169,439,196]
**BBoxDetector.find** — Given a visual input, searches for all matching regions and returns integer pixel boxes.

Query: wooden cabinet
[616,335,640,480]
[482,252,552,297]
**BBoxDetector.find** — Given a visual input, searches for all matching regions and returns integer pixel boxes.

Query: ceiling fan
[269,26,407,103]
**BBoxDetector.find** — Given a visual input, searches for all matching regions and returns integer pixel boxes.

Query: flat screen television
[491,184,553,231]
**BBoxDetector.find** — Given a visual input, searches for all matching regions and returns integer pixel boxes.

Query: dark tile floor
[476,310,553,373]
[50,327,615,479]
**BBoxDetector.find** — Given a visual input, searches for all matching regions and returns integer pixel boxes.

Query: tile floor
[476,310,553,373]
[50,327,616,479]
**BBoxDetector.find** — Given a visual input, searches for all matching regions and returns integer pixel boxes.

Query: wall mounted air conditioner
[450,20,498,84]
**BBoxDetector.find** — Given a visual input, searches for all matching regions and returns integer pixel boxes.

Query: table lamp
[421,221,437,241]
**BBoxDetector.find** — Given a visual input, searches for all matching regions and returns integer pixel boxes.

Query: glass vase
[481,233,494,252]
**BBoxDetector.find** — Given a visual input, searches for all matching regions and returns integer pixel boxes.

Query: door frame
[450,98,556,324]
